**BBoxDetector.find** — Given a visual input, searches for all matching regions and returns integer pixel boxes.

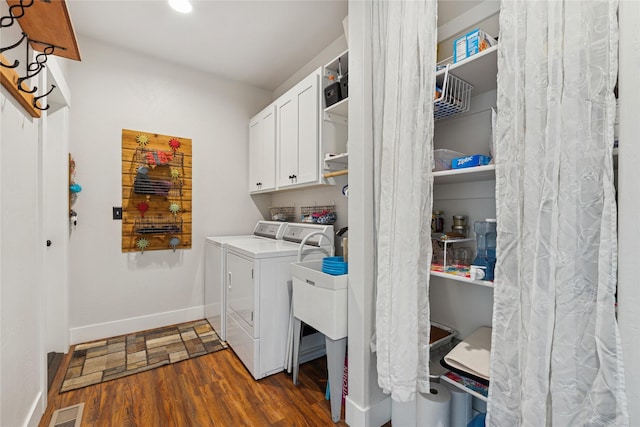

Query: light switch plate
[113,207,122,220]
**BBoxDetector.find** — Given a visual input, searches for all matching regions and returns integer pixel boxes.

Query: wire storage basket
[134,216,183,235]
[269,206,296,222]
[300,204,337,224]
[434,67,474,120]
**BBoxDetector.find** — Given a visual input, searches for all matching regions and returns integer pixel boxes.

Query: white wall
[273,35,347,99]
[67,36,272,343]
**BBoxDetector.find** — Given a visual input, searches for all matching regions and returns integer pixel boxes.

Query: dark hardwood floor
[40,347,350,426]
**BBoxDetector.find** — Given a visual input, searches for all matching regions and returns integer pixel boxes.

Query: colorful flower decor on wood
[136,134,150,147]
[169,237,180,252]
[136,201,150,217]
[168,138,181,152]
[169,202,181,217]
[170,168,181,180]
[137,238,149,254]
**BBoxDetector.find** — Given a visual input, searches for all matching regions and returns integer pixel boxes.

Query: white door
[43,106,70,353]
[227,252,256,336]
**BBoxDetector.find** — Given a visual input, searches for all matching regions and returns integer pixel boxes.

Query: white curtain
[372,0,436,402]
[489,1,628,425]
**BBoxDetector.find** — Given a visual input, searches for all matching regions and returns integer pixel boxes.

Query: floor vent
[48,403,84,427]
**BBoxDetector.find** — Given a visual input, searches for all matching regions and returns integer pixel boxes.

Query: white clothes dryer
[204,221,289,341]
[225,223,334,380]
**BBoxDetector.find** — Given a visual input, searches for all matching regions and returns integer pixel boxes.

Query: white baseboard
[69,305,205,345]
[345,395,391,427]
[25,391,44,427]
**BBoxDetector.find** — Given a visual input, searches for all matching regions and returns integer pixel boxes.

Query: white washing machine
[225,223,334,380]
[204,221,289,341]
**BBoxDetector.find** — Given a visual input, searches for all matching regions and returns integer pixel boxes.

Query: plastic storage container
[471,219,497,281]
[433,149,465,171]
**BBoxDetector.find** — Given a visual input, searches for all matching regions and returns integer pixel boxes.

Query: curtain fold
[371,0,436,402]
[489,0,628,425]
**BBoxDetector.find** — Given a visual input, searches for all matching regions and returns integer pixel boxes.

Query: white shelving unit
[322,50,349,188]
[323,49,349,120]
[431,42,498,407]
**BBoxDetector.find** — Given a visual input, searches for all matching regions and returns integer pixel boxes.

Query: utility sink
[291,260,348,340]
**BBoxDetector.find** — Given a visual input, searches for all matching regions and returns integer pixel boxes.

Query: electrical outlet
[113,207,122,220]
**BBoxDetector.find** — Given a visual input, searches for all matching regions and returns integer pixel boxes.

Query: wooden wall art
[122,129,192,253]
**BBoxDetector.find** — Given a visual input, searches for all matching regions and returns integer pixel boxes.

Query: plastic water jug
[472,219,497,281]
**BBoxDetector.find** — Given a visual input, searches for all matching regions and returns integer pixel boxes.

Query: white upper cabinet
[276,69,321,189]
[249,104,276,193]
[247,66,346,194]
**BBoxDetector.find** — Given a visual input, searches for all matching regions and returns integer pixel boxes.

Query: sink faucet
[297,231,334,262]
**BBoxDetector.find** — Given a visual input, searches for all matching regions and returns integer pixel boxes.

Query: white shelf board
[325,97,348,117]
[440,373,489,402]
[436,45,498,95]
[325,152,348,165]
[430,271,494,288]
[432,237,474,244]
[433,164,495,184]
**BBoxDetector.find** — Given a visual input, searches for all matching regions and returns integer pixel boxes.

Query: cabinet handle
[228,272,232,290]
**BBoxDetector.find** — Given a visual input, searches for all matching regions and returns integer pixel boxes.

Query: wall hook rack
[33,84,55,110]
[0,0,33,28]
[0,0,81,118]
[17,43,56,94]
[0,32,27,68]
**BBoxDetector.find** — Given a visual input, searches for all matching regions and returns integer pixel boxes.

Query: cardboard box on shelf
[453,29,497,63]
[452,154,491,169]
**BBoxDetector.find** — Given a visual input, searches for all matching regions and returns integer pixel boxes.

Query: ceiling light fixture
[168,0,192,14]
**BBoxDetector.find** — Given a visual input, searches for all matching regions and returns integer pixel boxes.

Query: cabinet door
[249,105,276,193]
[227,252,256,335]
[276,95,299,187]
[276,70,320,188]
[296,73,320,185]
[260,107,276,190]
[249,117,262,193]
